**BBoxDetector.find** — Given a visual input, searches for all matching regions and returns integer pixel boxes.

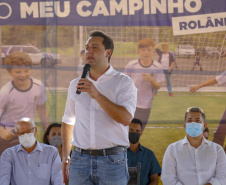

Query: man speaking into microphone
[61,31,137,185]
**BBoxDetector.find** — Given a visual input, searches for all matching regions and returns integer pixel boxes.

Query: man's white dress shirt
[62,65,137,149]
[161,136,226,185]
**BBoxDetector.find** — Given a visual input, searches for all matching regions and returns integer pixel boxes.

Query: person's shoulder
[115,70,135,83]
[155,48,161,52]
[32,78,44,87]
[140,145,155,155]
[153,60,163,69]
[139,145,160,165]
[68,78,80,88]
[167,138,184,149]
[169,52,174,57]
[39,143,60,156]
[2,144,20,157]
[206,140,225,150]
[126,59,139,67]
[70,77,79,84]
[40,143,58,151]
[112,69,137,89]
[155,48,162,54]
[0,81,13,93]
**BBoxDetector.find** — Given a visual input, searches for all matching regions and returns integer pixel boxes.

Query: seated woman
[43,123,62,159]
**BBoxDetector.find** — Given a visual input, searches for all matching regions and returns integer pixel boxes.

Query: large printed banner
[0,0,226,35]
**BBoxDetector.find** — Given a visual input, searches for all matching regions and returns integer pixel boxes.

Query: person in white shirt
[61,31,137,185]
[161,107,226,185]
[190,71,226,152]
[124,39,164,131]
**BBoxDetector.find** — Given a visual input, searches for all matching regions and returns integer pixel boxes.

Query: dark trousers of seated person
[69,148,129,185]
[134,107,151,132]
[213,108,226,152]
[0,137,19,156]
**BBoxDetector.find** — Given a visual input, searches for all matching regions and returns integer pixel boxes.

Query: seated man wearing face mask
[161,107,226,185]
[0,117,64,185]
[127,118,161,185]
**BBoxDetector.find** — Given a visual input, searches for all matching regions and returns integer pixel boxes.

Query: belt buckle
[89,150,102,156]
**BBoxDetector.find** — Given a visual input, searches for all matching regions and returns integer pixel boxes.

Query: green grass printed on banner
[36,91,225,185]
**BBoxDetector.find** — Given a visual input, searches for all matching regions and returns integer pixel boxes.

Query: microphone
[76,63,91,94]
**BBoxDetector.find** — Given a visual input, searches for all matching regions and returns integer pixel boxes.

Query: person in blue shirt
[127,118,161,185]
[0,117,64,185]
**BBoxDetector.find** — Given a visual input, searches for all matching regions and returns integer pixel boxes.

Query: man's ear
[203,122,207,130]
[105,49,112,58]
[184,123,186,129]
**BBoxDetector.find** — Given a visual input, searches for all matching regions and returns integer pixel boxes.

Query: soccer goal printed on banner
[82,26,226,92]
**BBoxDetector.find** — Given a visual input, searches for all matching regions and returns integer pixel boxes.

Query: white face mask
[19,133,36,148]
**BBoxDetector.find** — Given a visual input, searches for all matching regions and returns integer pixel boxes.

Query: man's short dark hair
[131,118,143,129]
[185,107,206,122]
[89,30,114,63]
[204,127,209,133]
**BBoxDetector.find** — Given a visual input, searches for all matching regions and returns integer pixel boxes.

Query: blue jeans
[154,70,172,93]
[69,150,129,185]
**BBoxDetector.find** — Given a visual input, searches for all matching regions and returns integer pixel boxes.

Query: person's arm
[190,78,217,92]
[155,43,163,49]
[0,150,12,184]
[36,81,49,130]
[0,127,16,140]
[149,174,159,185]
[142,74,161,90]
[61,123,73,183]
[168,53,175,72]
[0,90,16,140]
[198,50,202,58]
[50,148,64,185]
[168,61,175,72]
[161,145,183,185]
[123,62,132,77]
[61,82,76,183]
[208,146,226,185]
[77,78,136,126]
[36,104,49,130]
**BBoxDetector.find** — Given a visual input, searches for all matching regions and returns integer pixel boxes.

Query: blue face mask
[186,122,203,137]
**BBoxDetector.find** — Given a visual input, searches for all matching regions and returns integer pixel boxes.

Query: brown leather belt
[74,146,126,156]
